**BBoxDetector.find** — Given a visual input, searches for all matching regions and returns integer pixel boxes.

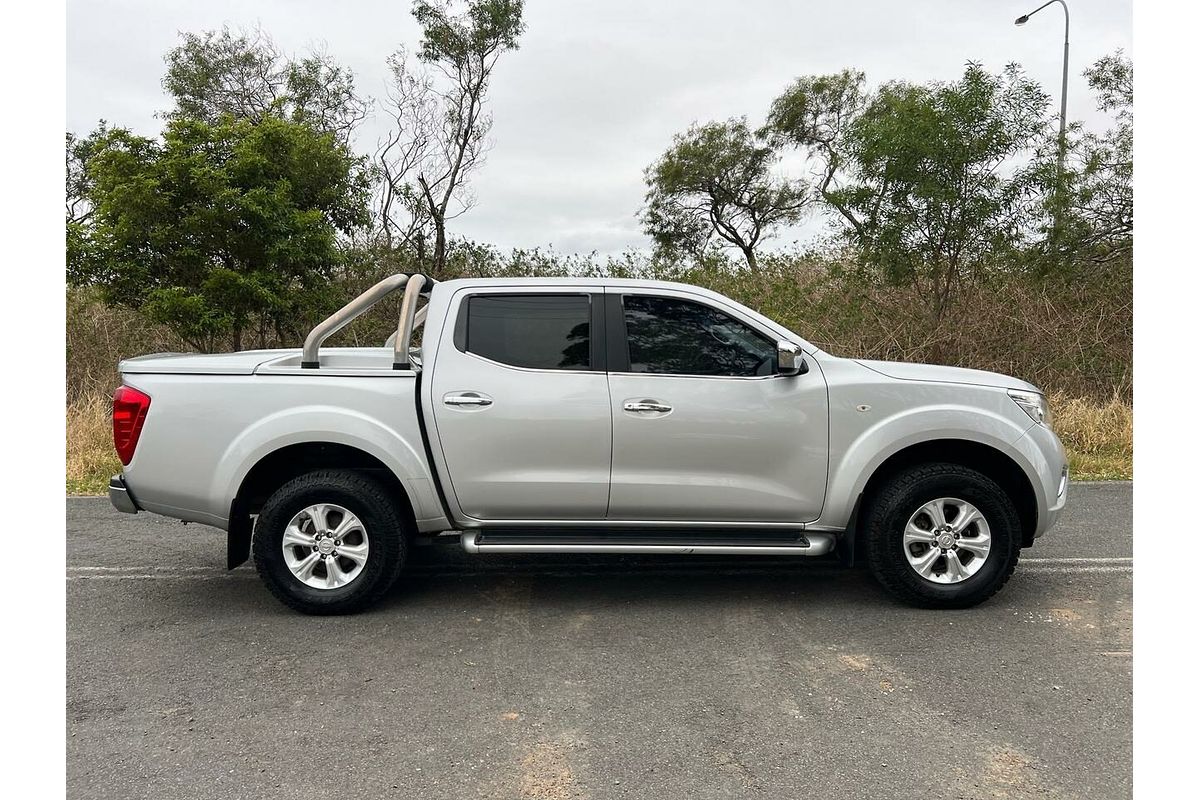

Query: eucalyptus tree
[162,25,368,143]
[375,0,526,275]
[641,118,810,271]
[1057,51,1132,264]
[767,64,1053,321]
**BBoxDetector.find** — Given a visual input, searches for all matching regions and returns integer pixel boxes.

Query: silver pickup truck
[108,273,1068,614]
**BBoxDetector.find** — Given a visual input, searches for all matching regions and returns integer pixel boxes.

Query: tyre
[862,463,1021,609]
[252,469,407,615]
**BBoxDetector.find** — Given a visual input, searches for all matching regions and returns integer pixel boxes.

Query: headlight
[1008,389,1052,427]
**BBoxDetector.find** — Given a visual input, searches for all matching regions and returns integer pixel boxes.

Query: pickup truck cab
[109,273,1068,614]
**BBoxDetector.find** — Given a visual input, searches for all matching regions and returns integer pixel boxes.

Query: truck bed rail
[301,273,433,369]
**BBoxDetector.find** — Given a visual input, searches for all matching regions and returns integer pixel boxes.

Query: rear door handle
[444,392,493,408]
[623,400,672,414]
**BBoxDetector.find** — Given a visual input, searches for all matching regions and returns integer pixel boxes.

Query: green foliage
[69,115,370,350]
[162,26,367,142]
[641,119,809,271]
[1087,51,1132,115]
[1048,51,1132,265]
[413,0,525,65]
[141,287,231,353]
[768,63,1052,320]
[66,126,108,224]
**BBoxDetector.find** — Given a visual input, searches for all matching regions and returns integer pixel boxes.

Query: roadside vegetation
[64,1,1132,492]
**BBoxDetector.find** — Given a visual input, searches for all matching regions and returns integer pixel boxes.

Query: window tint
[623,295,776,377]
[465,294,591,370]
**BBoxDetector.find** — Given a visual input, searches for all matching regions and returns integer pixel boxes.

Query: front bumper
[1039,464,1069,536]
[109,475,140,514]
[1017,420,1069,539]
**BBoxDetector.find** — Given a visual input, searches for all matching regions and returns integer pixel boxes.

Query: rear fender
[214,405,443,530]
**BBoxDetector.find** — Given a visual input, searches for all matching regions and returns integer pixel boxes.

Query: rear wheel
[252,469,407,615]
[862,463,1021,608]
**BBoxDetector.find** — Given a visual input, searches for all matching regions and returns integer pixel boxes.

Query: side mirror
[776,340,808,376]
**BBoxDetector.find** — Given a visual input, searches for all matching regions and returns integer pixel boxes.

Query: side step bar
[460,530,836,556]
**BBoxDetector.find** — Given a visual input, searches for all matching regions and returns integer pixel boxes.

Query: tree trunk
[741,246,759,272]
[432,219,447,278]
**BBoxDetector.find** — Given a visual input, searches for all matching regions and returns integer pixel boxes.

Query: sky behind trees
[66,0,1131,254]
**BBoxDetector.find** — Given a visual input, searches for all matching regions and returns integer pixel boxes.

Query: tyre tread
[863,462,1021,609]
[252,469,407,615]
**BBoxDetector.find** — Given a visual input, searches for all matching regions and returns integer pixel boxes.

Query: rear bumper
[109,475,140,514]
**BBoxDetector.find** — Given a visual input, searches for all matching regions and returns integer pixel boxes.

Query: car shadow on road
[79,548,1087,623]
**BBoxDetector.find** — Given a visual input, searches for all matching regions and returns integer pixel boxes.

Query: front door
[605,289,829,523]
[429,288,612,521]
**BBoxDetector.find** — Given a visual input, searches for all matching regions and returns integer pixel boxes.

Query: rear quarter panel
[120,370,448,531]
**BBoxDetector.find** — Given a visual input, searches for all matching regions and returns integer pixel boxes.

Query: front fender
[815,403,1037,530]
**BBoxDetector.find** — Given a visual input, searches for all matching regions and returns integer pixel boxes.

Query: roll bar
[300,273,435,369]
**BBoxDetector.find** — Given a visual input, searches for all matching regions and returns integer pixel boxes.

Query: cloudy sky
[67,0,1132,255]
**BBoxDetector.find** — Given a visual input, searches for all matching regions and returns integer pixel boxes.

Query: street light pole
[1016,0,1070,176]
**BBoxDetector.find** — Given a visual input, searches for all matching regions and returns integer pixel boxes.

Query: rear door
[604,287,829,523]
[429,287,612,521]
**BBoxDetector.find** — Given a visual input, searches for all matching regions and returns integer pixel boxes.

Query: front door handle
[623,400,672,414]
[444,392,493,408]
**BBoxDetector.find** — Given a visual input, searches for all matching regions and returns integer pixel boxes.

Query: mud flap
[227,505,253,570]
[837,494,864,568]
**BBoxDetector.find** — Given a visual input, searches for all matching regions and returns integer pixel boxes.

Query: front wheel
[862,463,1021,609]
[252,469,407,615]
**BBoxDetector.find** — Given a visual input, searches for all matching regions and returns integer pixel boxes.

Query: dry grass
[1050,391,1133,480]
[67,287,186,402]
[66,394,121,495]
[66,390,1131,496]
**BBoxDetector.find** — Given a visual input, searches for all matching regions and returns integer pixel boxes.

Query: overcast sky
[67,0,1132,255]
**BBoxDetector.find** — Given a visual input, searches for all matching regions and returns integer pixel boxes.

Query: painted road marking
[66,557,1132,580]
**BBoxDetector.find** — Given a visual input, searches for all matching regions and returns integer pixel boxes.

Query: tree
[374,50,439,255]
[767,63,1052,321]
[1054,51,1132,264]
[69,115,371,351]
[67,125,111,273]
[641,119,809,271]
[162,25,368,143]
[374,0,526,275]
[66,127,107,225]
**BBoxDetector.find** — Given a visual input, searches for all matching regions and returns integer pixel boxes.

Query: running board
[459,530,836,556]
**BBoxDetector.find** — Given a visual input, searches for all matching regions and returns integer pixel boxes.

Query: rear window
[463,294,591,370]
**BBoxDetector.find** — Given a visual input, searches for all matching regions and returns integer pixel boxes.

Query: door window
[622,295,776,377]
[463,294,591,370]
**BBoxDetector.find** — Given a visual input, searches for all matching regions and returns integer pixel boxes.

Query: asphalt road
[67,482,1132,800]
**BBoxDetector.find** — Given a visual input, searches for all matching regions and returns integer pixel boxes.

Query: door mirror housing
[776,341,808,376]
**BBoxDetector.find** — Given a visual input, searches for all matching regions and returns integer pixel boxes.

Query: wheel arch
[851,439,1039,554]
[225,441,418,570]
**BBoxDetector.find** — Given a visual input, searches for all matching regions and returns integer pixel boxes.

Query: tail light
[112,386,151,466]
